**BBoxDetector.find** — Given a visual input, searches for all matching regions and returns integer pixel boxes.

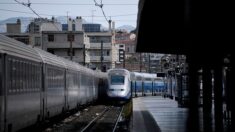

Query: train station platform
[132,96,188,132]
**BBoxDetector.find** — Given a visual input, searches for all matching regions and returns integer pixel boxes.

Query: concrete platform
[132,96,188,132]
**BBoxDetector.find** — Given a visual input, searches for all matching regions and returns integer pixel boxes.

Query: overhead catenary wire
[14,0,40,18]
[0,8,136,18]
[93,0,109,23]
[14,0,60,31]
[0,2,137,6]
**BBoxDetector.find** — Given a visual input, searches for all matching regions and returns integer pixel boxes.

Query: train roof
[142,73,156,80]
[34,48,66,68]
[107,68,130,74]
[131,72,157,81]
[0,34,42,62]
[131,72,143,80]
[59,57,80,71]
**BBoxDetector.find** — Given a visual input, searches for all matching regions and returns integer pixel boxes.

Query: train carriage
[58,57,80,111]
[0,34,108,132]
[0,35,42,132]
[35,48,67,119]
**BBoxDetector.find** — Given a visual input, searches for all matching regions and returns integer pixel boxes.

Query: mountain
[116,25,135,33]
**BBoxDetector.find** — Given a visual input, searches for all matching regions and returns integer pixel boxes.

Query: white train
[107,68,131,101]
[0,35,108,132]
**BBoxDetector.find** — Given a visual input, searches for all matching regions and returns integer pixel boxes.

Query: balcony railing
[90,56,111,62]
[89,43,112,49]
[46,42,89,49]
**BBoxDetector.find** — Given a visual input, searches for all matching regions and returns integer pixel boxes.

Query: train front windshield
[111,75,125,85]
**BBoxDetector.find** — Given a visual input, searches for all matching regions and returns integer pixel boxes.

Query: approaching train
[0,35,107,132]
[131,72,166,96]
[107,68,131,101]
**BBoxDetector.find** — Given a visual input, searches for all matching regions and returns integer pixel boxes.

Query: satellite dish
[129,33,136,40]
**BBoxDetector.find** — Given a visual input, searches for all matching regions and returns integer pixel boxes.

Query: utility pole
[83,44,86,66]
[91,10,96,23]
[69,31,73,60]
[100,40,103,70]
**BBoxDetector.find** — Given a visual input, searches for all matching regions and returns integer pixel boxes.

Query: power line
[14,0,60,31]
[110,14,137,17]
[0,2,137,6]
[14,0,41,18]
[93,0,109,23]
[0,9,137,18]
[0,8,38,15]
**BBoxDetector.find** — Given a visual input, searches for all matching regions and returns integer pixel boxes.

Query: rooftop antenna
[91,10,96,23]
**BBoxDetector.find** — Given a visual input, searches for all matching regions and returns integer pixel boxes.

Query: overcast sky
[0,0,139,27]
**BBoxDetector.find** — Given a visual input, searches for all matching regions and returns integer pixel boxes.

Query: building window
[67,34,74,42]
[34,37,41,46]
[48,35,54,42]
[119,45,124,48]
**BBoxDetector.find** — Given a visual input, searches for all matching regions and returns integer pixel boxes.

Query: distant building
[6,19,21,33]
[86,20,115,70]
[2,19,30,44]
[83,24,101,32]
[25,17,62,48]
[41,17,89,65]
[114,31,139,71]
[1,17,117,71]
[42,31,90,65]
[143,53,165,73]
[27,17,62,33]
[62,16,83,31]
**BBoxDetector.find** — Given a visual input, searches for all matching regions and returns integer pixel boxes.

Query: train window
[28,63,32,92]
[111,75,125,85]
[12,59,16,93]
[35,66,38,91]
[31,64,34,91]
[19,61,23,92]
[23,62,26,92]
[7,58,12,93]
[15,60,19,92]
[31,63,34,91]
[18,61,21,92]
[32,64,37,91]
[25,62,28,91]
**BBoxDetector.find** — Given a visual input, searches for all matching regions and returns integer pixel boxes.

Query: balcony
[90,43,112,49]
[90,56,112,62]
[46,42,85,49]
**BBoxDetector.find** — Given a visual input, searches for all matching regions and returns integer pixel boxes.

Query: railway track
[81,106,124,132]
[40,104,126,132]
